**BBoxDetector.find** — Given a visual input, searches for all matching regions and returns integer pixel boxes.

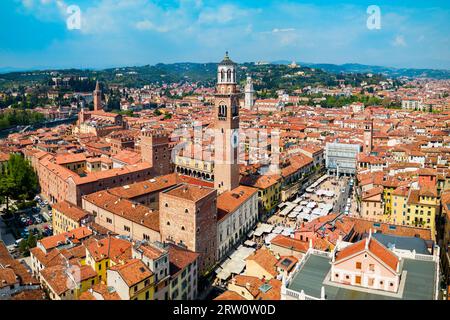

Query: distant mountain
[0,67,26,74]
[272,61,450,79]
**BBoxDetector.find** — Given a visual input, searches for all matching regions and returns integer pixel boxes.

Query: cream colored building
[216,186,259,260]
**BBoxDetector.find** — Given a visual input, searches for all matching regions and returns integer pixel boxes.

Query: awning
[244,240,256,247]
[273,226,284,234]
[264,233,278,245]
[216,270,231,281]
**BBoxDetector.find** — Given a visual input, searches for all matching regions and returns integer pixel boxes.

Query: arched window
[220,70,225,82]
[227,69,232,82]
[218,104,227,118]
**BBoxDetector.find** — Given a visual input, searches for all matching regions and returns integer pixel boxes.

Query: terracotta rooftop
[217,185,258,221]
[83,190,160,232]
[167,244,199,277]
[109,259,153,287]
[270,235,309,253]
[108,173,178,199]
[335,236,399,272]
[245,247,278,277]
[52,201,90,222]
[85,237,132,263]
[214,290,246,300]
[38,227,93,251]
[164,183,216,202]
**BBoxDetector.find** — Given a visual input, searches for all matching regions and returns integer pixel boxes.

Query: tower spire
[93,80,102,111]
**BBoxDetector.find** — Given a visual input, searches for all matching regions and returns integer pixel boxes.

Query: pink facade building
[331,232,402,293]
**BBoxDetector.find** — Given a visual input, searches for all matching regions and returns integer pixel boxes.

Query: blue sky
[1,0,449,70]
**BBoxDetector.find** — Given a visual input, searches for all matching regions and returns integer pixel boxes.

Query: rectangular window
[356,262,362,269]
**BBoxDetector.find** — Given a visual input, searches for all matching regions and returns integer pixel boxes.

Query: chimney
[365,229,371,250]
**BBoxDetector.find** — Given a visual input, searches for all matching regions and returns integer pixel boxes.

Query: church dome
[219,51,236,66]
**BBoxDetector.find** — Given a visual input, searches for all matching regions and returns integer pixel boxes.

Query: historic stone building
[140,129,173,177]
[159,184,218,274]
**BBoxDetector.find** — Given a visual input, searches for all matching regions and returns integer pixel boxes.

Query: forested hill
[281,62,450,80]
[0,62,394,91]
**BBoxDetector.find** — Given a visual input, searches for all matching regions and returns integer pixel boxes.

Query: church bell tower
[93,80,102,111]
[363,119,373,154]
[214,52,240,194]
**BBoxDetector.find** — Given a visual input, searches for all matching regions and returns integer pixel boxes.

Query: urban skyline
[0,0,449,308]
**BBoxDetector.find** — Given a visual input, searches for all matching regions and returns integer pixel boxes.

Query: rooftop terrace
[286,253,437,300]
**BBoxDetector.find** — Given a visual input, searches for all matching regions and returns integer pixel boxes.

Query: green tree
[27,233,37,249]
[0,154,39,213]
[19,239,28,254]
[18,234,37,257]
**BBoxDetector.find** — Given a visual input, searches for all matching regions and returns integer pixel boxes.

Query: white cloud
[272,28,295,33]
[393,35,407,47]
[198,4,249,24]
[21,0,34,9]
[135,20,169,33]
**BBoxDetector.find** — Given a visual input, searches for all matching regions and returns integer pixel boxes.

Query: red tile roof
[335,236,399,272]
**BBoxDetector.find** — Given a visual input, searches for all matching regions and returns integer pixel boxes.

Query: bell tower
[93,80,102,111]
[363,119,373,154]
[214,52,240,194]
[244,75,255,110]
